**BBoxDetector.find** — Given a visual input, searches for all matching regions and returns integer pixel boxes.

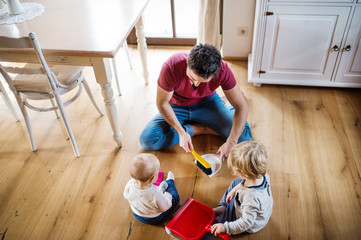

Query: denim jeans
[139,93,252,150]
[215,178,242,223]
[133,179,180,225]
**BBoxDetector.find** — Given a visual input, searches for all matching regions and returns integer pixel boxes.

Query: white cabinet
[248,0,361,88]
[260,6,349,82]
[269,0,353,2]
[334,6,361,83]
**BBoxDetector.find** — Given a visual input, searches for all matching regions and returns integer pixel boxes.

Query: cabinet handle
[332,45,339,52]
[343,45,351,52]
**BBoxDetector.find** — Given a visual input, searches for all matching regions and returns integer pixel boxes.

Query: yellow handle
[191,149,199,158]
[191,149,211,168]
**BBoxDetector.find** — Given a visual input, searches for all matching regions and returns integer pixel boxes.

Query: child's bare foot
[191,124,219,136]
[213,206,226,216]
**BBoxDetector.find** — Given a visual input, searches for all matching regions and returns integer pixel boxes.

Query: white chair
[0,32,103,157]
[0,79,20,121]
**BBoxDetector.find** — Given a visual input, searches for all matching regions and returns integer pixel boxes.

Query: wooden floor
[1,45,361,240]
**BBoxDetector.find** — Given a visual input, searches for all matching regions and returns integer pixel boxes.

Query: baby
[211,141,273,236]
[123,153,180,225]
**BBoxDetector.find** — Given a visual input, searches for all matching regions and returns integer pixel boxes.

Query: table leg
[135,15,149,85]
[91,57,123,148]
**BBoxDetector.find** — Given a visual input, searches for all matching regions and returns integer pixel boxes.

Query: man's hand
[211,223,226,236]
[219,86,249,161]
[178,130,193,153]
[216,141,236,161]
[157,86,193,153]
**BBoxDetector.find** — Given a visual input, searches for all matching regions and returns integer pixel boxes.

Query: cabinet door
[334,6,361,83]
[269,0,353,2]
[260,6,350,82]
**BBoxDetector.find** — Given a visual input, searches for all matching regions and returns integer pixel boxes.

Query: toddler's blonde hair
[227,141,268,179]
[130,153,159,182]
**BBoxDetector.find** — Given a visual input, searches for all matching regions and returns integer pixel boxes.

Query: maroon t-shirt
[157,52,237,106]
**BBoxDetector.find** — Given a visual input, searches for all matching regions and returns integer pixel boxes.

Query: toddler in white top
[123,153,180,225]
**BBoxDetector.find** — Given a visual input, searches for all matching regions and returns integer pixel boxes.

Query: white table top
[0,0,150,58]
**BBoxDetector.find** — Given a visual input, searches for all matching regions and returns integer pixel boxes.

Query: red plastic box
[165,198,232,240]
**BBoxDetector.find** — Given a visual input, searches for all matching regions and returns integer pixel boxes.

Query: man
[139,44,252,160]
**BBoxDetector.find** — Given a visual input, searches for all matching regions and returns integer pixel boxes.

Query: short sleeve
[219,61,237,90]
[123,179,135,200]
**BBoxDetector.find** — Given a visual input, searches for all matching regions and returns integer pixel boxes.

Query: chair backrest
[0,33,58,91]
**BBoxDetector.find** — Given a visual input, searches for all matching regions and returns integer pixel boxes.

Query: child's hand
[226,189,236,204]
[226,183,242,204]
[211,223,226,236]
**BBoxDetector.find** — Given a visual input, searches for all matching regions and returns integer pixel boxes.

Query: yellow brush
[191,149,212,175]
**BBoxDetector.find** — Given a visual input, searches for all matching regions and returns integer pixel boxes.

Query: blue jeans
[200,179,242,239]
[215,178,242,223]
[133,179,180,225]
[139,93,252,150]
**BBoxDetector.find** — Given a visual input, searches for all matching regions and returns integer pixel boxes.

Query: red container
[166,198,232,240]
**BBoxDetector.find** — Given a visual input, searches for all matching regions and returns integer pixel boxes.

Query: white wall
[222,0,256,58]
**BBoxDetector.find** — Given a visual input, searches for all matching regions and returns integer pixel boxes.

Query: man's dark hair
[187,43,222,79]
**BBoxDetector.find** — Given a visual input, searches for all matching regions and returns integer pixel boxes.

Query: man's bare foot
[191,124,219,136]
[213,206,226,216]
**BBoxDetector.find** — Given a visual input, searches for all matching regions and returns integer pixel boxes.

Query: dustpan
[165,198,232,240]
[193,154,222,178]
[202,154,222,177]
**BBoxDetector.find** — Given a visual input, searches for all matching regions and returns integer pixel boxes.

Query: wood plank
[309,89,361,239]
[335,89,361,179]
[0,138,73,238]
[28,122,116,239]
[287,88,326,240]
[253,173,304,240]
[1,46,361,240]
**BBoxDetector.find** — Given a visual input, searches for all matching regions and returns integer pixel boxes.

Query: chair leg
[50,98,60,118]
[82,79,104,116]
[13,93,37,151]
[0,81,20,121]
[111,58,122,96]
[53,93,80,157]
